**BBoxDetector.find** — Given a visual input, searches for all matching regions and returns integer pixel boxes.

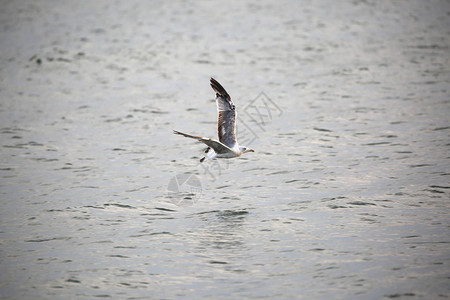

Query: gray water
[1,0,449,299]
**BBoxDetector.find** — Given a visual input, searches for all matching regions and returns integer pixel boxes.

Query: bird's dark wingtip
[210,77,229,98]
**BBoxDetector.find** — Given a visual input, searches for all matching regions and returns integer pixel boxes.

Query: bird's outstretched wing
[210,78,237,148]
[173,130,234,154]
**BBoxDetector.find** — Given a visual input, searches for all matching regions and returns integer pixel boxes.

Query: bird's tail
[173,130,202,140]
[200,147,216,163]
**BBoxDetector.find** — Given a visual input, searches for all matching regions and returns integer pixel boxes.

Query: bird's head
[240,146,255,154]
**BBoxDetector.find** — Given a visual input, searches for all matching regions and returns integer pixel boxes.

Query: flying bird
[174,78,255,162]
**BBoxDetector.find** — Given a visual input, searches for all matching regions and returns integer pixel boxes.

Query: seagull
[174,78,255,162]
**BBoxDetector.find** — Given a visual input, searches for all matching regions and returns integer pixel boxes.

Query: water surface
[0,0,449,299]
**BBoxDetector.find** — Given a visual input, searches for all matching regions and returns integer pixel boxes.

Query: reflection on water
[1,0,449,299]
[195,210,248,252]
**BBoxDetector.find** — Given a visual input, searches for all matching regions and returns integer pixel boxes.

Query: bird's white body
[202,145,247,162]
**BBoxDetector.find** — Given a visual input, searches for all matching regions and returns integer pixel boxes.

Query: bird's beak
[250,149,255,152]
